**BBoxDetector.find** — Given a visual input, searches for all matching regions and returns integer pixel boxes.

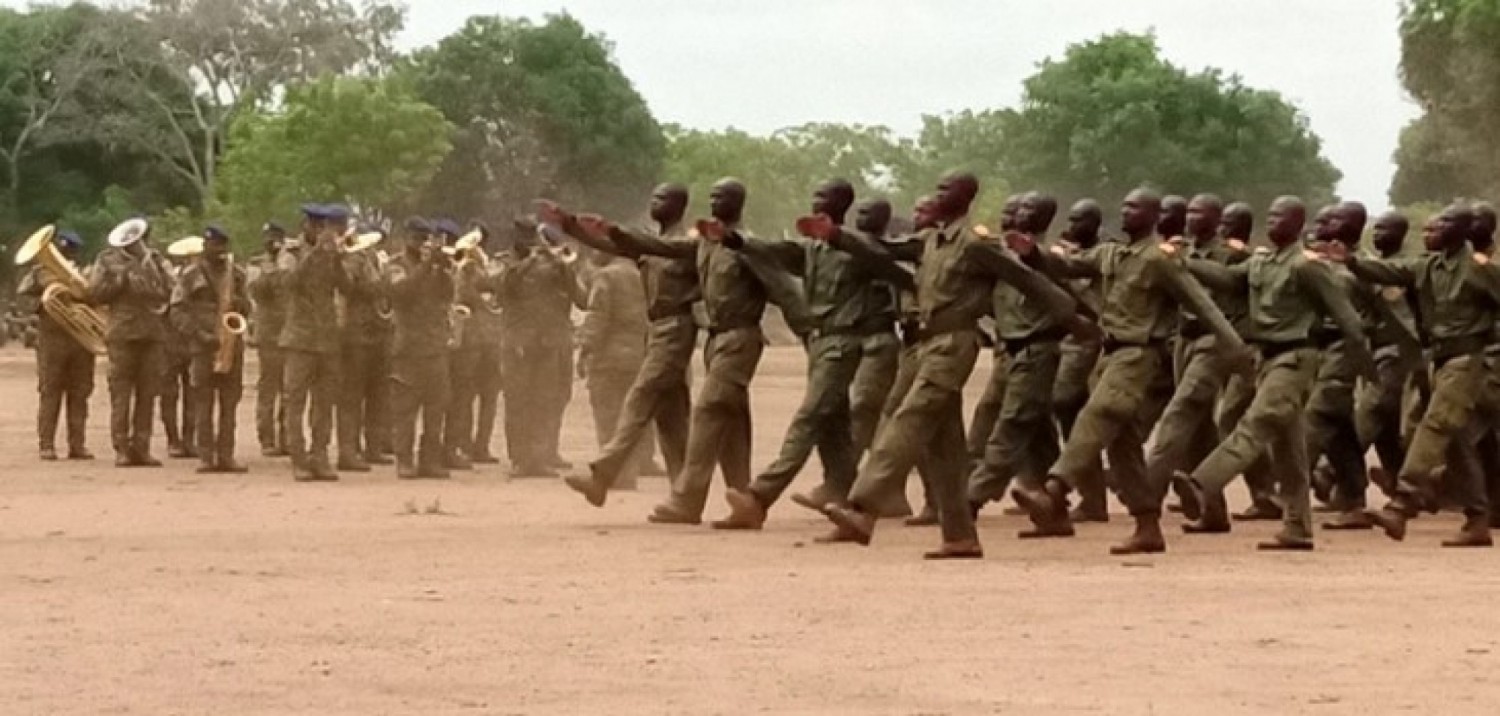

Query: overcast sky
[8,0,1418,204]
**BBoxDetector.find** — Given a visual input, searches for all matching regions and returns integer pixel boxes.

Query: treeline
[4,1,1348,272]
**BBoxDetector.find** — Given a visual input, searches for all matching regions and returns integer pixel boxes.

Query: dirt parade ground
[2,345,1499,715]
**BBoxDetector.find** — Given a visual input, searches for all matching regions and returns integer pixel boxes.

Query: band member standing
[161,248,197,458]
[441,219,482,470]
[386,218,456,479]
[336,226,390,473]
[17,229,95,461]
[170,226,251,473]
[249,223,289,457]
[278,204,350,481]
[467,222,506,465]
[89,218,173,467]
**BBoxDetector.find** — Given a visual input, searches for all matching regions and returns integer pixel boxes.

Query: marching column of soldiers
[16,173,1500,557]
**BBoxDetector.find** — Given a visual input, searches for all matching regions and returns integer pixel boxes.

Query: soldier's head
[324,204,351,240]
[203,226,231,264]
[710,178,747,224]
[1157,195,1188,238]
[1186,194,1223,243]
[403,217,434,255]
[912,195,939,231]
[999,194,1024,231]
[55,229,83,262]
[1310,204,1337,243]
[299,204,326,240]
[855,199,892,237]
[1428,202,1475,252]
[1266,196,1307,247]
[1120,188,1162,239]
[1065,199,1102,247]
[1016,192,1058,236]
[1372,211,1409,256]
[1329,201,1368,247]
[650,183,689,227]
[934,171,979,223]
[1220,202,1254,241]
[261,222,285,254]
[1471,201,1497,253]
[812,179,855,224]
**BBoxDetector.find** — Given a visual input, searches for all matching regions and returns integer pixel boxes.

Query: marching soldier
[336,225,390,473]
[1051,199,1108,521]
[278,204,350,481]
[847,199,904,466]
[161,249,197,458]
[169,226,251,473]
[577,247,652,489]
[1173,196,1376,551]
[249,223,289,457]
[544,185,699,504]
[386,217,455,479]
[89,218,173,467]
[17,229,95,461]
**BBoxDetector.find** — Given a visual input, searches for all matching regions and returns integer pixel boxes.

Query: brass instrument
[14,225,108,355]
[213,256,247,374]
[167,236,204,258]
[342,229,383,253]
[536,224,578,265]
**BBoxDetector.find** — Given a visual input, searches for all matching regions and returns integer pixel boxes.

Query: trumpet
[342,228,383,253]
[536,224,578,265]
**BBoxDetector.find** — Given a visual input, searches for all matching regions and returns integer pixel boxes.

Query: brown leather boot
[1233,499,1283,522]
[710,489,767,530]
[1110,513,1166,555]
[1012,478,1075,539]
[1441,515,1494,548]
[789,483,836,514]
[903,504,939,527]
[647,498,702,525]
[923,539,984,560]
[1365,506,1410,542]
[1322,510,1374,531]
[1069,501,1110,523]
[1169,471,1203,521]
[1257,531,1315,551]
[564,474,609,507]
[823,505,875,546]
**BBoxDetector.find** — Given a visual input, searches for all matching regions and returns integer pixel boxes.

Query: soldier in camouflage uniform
[278,204,350,481]
[577,248,651,489]
[17,229,95,461]
[334,225,390,473]
[161,251,197,459]
[1174,196,1376,551]
[386,218,456,479]
[822,173,1086,558]
[249,223,289,457]
[169,227,252,473]
[1010,188,1247,555]
[441,220,483,470]
[544,186,698,505]
[466,223,506,465]
[89,219,173,467]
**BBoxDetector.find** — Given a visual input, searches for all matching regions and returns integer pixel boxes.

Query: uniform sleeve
[1183,258,1249,292]
[559,216,632,257]
[1464,256,1500,304]
[966,241,1079,326]
[249,254,280,302]
[827,232,918,291]
[1346,255,1418,288]
[1030,243,1102,279]
[608,225,697,259]
[735,236,807,276]
[1156,255,1247,353]
[87,251,127,304]
[1297,260,1377,380]
[577,275,611,357]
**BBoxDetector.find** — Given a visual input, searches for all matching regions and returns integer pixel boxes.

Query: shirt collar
[936,215,970,243]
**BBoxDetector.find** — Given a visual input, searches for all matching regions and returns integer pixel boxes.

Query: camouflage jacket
[88,246,173,343]
[169,257,252,355]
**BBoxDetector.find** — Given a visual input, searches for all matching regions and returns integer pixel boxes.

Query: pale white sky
[9,0,1418,204]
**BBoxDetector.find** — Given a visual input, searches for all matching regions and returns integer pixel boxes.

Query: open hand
[577,213,612,240]
[795,213,838,241]
[533,199,571,227]
[1004,230,1036,257]
[696,219,726,242]
[1320,240,1351,263]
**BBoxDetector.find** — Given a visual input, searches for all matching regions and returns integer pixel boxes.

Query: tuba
[14,225,108,355]
[213,256,247,373]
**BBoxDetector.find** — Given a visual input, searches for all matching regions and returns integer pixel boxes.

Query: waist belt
[1432,334,1487,364]
[1100,336,1166,355]
[913,312,974,342]
[1003,326,1069,355]
[1254,338,1311,360]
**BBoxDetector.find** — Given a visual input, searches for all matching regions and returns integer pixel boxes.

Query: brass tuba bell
[14,225,108,355]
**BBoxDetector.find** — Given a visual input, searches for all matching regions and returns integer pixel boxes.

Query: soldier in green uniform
[1173,197,1376,551]
[1010,189,1248,555]
[1354,212,1419,490]
[161,251,197,459]
[710,179,896,529]
[1051,199,1108,521]
[170,226,252,473]
[278,204,350,481]
[1209,202,1281,520]
[1158,195,1188,238]
[577,248,651,489]
[966,192,1072,518]
[335,226,391,473]
[964,193,1024,485]
[884,196,945,526]
[848,199,903,461]
[1145,195,1253,531]
[1326,203,1500,547]
[821,172,1087,559]
[17,229,95,461]
[466,223,506,465]
[89,218,173,467]
[386,217,456,479]
[439,219,482,471]
[249,223,288,457]
[497,220,583,477]
[542,186,698,505]
[1472,203,1500,528]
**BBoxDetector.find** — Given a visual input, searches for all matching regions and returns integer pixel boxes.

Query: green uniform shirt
[385,251,455,358]
[579,258,649,374]
[564,221,702,321]
[169,258,251,354]
[1348,244,1500,344]
[88,246,173,343]
[1183,236,1251,337]
[992,233,1061,341]
[734,229,884,335]
[611,225,768,332]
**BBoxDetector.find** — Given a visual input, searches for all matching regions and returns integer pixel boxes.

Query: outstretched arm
[1299,260,1378,381]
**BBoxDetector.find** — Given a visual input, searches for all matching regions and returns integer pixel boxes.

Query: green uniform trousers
[35,332,94,452]
[968,340,1062,504]
[1354,347,1413,491]
[1305,340,1367,509]
[503,341,572,471]
[1049,343,1174,516]
[189,350,243,462]
[849,330,900,458]
[160,347,195,449]
[875,340,938,509]
[850,330,980,544]
[1054,338,1105,504]
[748,332,862,507]
[1396,353,1488,518]
[256,346,286,452]
[1191,347,1320,540]
[591,315,695,488]
[281,348,338,462]
[107,338,163,457]
[391,353,450,469]
[669,326,764,517]
[967,350,1007,467]
[587,367,653,489]
[338,338,390,460]
[446,345,480,459]
[1148,337,1230,496]
[1217,370,1276,504]
[472,341,503,460]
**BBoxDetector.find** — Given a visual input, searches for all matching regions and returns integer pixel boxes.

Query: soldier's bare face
[1119,191,1159,236]
[1372,214,1408,254]
[1186,198,1222,240]
[1266,199,1306,246]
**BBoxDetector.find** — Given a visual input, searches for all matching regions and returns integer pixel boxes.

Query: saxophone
[213,256,247,373]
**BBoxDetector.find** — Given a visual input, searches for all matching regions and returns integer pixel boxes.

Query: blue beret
[204,225,230,243]
[434,219,461,239]
[300,203,327,219]
[55,229,82,249]
[323,204,351,222]
[404,216,433,233]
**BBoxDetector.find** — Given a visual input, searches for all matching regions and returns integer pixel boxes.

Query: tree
[405,13,664,223]
[889,110,1016,223]
[1392,0,1500,202]
[83,0,405,208]
[219,75,453,241]
[999,32,1340,210]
